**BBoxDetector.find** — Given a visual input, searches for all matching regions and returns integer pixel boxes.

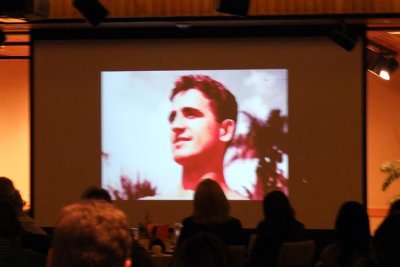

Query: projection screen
[32,31,364,229]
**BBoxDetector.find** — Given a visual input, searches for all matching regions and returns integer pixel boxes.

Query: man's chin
[173,156,190,166]
[173,154,196,166]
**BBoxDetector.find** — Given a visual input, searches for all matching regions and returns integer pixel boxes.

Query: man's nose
[171,113,186,132]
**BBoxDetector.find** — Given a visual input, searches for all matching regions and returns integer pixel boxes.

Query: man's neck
[182,166,228,191]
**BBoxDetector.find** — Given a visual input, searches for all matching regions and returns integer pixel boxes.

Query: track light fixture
[0,30,5,46]
[329,22,358,52]
[72,0,109,26]
[0,0,32,16]
[367,43,399,81]
[216,0,250,17]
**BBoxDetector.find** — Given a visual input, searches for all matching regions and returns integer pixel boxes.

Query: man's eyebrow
[182,107,203,116]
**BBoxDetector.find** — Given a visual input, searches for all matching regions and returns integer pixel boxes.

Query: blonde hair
[193,179,230,224]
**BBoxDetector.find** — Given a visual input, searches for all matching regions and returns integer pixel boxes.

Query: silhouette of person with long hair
[250,190,304,267]
[177,178,245,246]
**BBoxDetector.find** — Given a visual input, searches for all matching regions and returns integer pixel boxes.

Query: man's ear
[125,258,132,267]
[219,119,236,142]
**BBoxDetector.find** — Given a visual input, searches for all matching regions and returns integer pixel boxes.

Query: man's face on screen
[169,88,222,165]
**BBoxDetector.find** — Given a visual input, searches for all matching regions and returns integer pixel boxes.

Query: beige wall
[0,60,30,208]
[367,69,400,234]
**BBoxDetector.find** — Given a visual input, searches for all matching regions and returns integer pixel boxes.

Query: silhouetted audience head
[0,176,15,195]
[0,199,46,267]
[332,201,371,264]
[81,186,112,203]
[0,200,21,239]
[373,212,400,267]
[250,190,304,267]
[262,190,294,219]
[170,232,231,267]
[0,177,49,256]
[49,200,132,267]
[335,201,370,242]
[388,198,400,216]
[0,176,24,211]
[193,179,229,224]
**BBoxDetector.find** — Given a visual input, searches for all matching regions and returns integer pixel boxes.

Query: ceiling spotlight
[377,56,398,80]
[367,46,399,80]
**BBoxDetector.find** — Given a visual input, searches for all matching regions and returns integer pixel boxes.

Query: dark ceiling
[2,2,400,57]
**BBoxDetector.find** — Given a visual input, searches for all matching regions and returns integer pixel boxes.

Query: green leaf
[381,160,400,191]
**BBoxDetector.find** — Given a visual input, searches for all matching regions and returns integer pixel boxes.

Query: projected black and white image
[101,70,288,200]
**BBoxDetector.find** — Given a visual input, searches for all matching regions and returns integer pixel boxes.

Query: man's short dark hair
[50,200,132,267]
[170,75,238,123]
[81,186,112,203]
